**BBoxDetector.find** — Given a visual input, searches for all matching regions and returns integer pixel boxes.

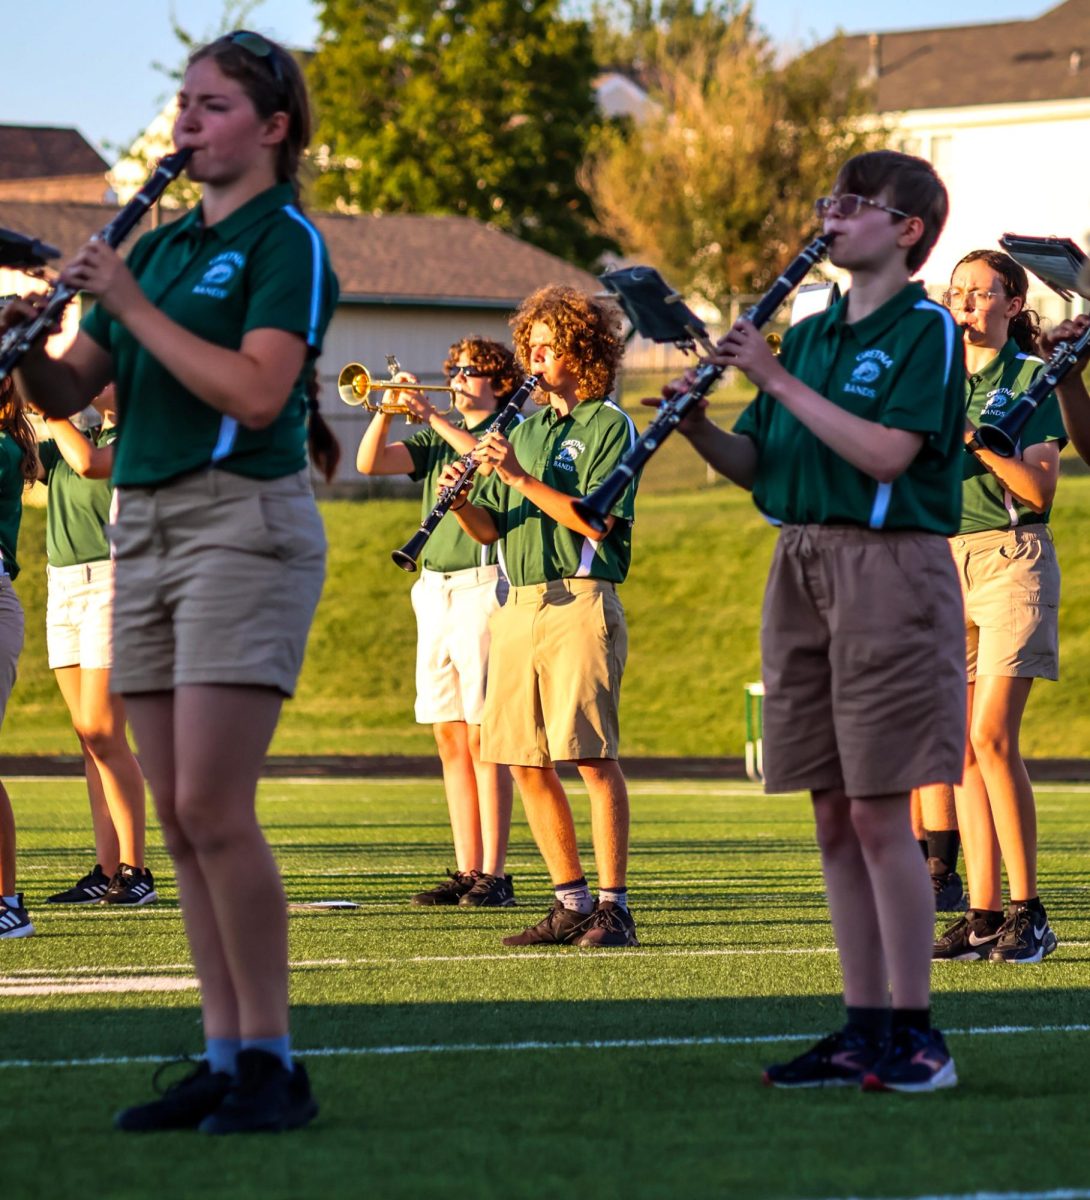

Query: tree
[308,0,613,267]
[582,7,882,306]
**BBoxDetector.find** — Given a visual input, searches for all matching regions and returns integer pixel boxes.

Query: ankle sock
[917,838,929,861]
[926,830,960,874]
[599,886,628,911]
[241,1035,292,1071]
[845,1006,890,1042]
[205,1037,241,1076]
[892,1008,931,1034]
[555,877,594,915]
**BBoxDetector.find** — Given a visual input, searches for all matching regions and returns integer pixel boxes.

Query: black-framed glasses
[448,365,490,380]
[224,30,284,85]
[941,288,1002,309]
[814,194,909,220]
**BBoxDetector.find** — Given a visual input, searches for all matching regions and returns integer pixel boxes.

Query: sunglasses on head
[224,30,285,86]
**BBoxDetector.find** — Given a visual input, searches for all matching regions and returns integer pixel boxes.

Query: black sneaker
[573,901,639,947]
[932,909,1004,961]
[989,901,1058,964]
[862,1026,957,1093]
[459,872,516,907]
[501,900,594,946]
[411,870,477,906]
[929,859,968,913]
[0,894,33,939]
[101,864,158,906]
[763,1028,882,1088]
[115,1059,232,1132]
[47,863,111,904]
[198,1048,318,1135]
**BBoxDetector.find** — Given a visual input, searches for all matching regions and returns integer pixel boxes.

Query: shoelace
[151,1055,205,1096]
[998,906,1033,948]
[588,904,628,933]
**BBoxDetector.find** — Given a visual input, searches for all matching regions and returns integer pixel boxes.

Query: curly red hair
[511,285,624,401]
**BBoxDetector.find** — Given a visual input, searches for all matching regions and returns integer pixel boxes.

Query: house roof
[0,199,598,305]
[0,125,110,182]
[825,0,1090,112]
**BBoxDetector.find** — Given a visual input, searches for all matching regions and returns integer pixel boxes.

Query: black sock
[1011,895,1044,913]
[917,838,929,861]
[845,1006,890,1043]
[892,1008,930,1034]
[926,830,960,874]
[968,908,1004,930]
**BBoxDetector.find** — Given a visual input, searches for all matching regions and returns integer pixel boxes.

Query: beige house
[825,0,1090,319]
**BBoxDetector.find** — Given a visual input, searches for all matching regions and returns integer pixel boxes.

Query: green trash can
[744,681,764,782]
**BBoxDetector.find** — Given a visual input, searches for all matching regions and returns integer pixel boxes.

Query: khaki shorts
[950,526,1060,682]
[108,468,326,696]
[46,560,114,670]
[760,525,966,797]
[481,578,626,768]
[411,564,507,725]
[0,577,23,731]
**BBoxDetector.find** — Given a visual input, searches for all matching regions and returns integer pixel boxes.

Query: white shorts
[46,560,114,671]
[411,564,506,725]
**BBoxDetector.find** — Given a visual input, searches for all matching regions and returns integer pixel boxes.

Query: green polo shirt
[0,434,25,580]
[734,283,964,533]
[961,338,1066,533]
[404,413,523,573]
[39,426,117,567]
[81,183,339,488]
[472,397,639,586]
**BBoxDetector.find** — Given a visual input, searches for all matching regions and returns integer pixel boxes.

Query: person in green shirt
[0,376,40,940]
[6,31,337,1132]
[442,284,639,949]
[356,336,522,909]
[658,151,965,1091]
[33,385,152,909]
[1038,312,1090,462]
[930,250,1065,967]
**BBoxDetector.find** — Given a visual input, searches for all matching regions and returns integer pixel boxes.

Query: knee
[433,722,467,762]
[969,721,1014,766]
[812,792,855,857]
[79,721,126,763]
[173,791,253,856]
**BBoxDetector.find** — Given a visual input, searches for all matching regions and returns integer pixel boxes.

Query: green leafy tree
[308,0,613,266]
[583,9,881,305]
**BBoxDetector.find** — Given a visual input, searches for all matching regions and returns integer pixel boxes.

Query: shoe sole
[200,1099,319,1135]
[763,1072,860,1088]
[101,891,159,907]
[46,895,107,904]
[861,1058,958,1093]
[932,950,991,961]
[990,934,1059,964]
[458,897,517,908]
[0,924,34,939]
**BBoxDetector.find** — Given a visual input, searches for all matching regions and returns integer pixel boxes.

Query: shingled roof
[0,200,597,305]
[827,0,1090,111]
[0,126,109,182]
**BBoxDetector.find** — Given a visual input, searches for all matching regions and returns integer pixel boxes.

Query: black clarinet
[573,235,833,533]
[0,148,192,384]
[391,373,540,572]
[970,322,1090,457]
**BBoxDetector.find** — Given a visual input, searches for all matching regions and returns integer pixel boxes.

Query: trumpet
[338,357,456,421]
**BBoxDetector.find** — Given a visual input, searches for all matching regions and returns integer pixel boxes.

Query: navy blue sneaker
[199,1049,318,1135]
[115,1059,232,1131]
[764,1028,882,1088]
[862,1027,957,1093]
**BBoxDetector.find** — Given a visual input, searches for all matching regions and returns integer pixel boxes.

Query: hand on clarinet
[474,430,525,485]
[641,367,710,437]
[436,461,474,510]
[1038,314,1090,367]
[60,240,144,321]
[714,318,781,390]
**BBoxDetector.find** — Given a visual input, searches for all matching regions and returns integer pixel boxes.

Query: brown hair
[443,336,523,408]
[0,376,39,485]
[304,366,341,484]
[952,249,1041,355]
[188,32,310,194]
[834,150,949,273]
[510,286,624,401]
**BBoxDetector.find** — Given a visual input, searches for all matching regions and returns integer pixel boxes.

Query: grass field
[5,776,1090,1200]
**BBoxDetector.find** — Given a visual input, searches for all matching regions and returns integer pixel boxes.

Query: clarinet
[391,373,540,572]
[573,234,833,533]
[0,148,192,384]
[970,322,1090,457]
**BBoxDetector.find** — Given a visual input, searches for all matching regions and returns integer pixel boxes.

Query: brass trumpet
[337,356,456,421]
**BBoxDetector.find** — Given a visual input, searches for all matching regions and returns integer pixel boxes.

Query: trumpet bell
[337,362,371,407]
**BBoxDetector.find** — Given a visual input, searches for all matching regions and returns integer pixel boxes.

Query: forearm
[44,419,94,475]
[765,366,921,482]
[118,298,293,429]
[452,500,500,544]
[681,420,757,490]
[1057,373,1090,465]
[428,413,477,456]
[15,351,102,420]
[971,448,1057,513]
[356,413,410,475]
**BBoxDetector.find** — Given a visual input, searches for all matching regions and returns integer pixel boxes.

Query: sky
[0,0,1056,157]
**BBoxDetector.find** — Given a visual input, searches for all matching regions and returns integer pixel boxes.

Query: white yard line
[1,1022,1088,1072]
[813,1191,1090,1200]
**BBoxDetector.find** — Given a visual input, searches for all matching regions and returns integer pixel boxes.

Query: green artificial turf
[3,777,1089,1199]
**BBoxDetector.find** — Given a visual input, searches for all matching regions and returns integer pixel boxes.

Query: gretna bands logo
[844,348,894,398]
[981,386,1015,417]
[193,250,246,299]
[553,438,586,472]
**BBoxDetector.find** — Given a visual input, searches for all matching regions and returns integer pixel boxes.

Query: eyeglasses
[941,288,1003,309]
[814,194,909,220]
[224,30,284,86]
[448,365,489,380]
